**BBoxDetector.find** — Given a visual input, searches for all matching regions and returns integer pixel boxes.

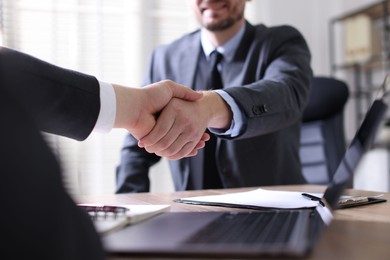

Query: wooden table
[77,185,390,259]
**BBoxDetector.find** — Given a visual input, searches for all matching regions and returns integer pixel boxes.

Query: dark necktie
[203,51,223,189]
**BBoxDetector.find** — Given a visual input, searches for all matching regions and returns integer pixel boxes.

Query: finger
[142,101,198,153]
[145,115,191,153]
[175,141,206,158]
[155,137,194,158]
[163,140,198,160]
[162,133,207,159]
[180,133,210,158]
[153,119,205,157]
[138,112,176,148]
[185,149,199,158]
[200,132,211,142]
[193,139,206,150]
[145,120,186,154]
[167,81,203,101]
[157,129,205,159]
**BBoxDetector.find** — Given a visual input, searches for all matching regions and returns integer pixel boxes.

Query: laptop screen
[324,99,388,208]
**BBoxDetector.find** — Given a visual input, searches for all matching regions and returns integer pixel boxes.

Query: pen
[77,204,130,218]
[301,193,325,207]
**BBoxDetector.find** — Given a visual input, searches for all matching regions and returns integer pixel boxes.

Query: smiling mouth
[200,1,228,13]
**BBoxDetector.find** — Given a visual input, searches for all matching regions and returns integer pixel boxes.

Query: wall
[245,0,335,76]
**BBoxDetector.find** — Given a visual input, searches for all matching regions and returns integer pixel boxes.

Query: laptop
[102,98,388,258]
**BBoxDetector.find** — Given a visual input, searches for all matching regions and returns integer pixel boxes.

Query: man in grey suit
[116,0,313,193]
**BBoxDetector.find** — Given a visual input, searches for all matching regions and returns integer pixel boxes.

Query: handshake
[113,80,232,160]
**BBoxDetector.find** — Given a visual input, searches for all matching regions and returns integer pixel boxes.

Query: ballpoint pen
[301,193,325,207]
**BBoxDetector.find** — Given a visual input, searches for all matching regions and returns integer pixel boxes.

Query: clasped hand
[138,86,232,160]
[114,80,211,160]
[138,95,212,160]
[115,80,231,160]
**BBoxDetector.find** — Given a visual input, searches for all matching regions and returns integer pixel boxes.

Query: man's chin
[203,20,234,31]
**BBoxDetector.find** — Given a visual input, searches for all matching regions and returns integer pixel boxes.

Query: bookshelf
[329,0,390,133]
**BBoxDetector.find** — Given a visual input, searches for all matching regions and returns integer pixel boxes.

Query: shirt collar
[201,22,246,62]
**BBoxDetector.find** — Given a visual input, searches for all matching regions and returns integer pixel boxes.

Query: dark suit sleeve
[0,48,105,259]
[224,25,313,139]
[0,88,105,259]
[0,47,100,141]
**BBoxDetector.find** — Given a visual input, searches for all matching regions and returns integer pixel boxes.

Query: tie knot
[210,51,223,66]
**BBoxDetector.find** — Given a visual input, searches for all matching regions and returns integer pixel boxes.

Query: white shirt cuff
[93,81,116,133]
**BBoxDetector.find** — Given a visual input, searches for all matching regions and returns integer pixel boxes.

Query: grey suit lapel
[222,22,257,88]
[178,32,201,87]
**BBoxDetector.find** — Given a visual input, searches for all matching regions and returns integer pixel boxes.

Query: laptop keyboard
[184,211,299,244]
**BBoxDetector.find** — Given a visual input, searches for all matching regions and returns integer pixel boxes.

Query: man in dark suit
[116,0,313,193]
[0,47,206,259]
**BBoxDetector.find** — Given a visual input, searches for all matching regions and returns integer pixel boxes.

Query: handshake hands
[113,80,232,160]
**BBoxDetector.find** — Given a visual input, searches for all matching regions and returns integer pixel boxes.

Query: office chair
[300,76,349,184]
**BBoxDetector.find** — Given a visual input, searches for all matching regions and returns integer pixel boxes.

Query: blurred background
[1,0,389,196]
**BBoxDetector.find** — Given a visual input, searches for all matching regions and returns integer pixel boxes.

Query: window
[1,0,193,196]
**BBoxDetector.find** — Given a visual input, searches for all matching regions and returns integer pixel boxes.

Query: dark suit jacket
[0,47,105,259]
[116,22,313,193]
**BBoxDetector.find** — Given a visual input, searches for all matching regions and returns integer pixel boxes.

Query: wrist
[201,91,233,129]
[112,84,139,130]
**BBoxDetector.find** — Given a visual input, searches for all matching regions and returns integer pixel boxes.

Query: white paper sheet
[179,188,321,209]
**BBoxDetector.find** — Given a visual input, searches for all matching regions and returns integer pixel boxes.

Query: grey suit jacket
[116,22,313,193]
